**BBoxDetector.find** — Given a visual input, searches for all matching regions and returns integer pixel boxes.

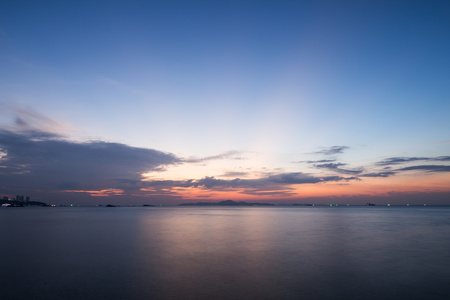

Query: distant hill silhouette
[179,200,274,206]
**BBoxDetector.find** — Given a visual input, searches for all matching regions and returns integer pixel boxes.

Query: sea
[1,206,450,300]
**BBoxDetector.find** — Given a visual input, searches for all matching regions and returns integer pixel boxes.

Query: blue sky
[1,0,449,205]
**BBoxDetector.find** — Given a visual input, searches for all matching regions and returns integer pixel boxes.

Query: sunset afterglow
[1,1,449,205]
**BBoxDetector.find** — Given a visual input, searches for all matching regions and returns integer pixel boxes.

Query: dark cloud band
[0,130,179,192]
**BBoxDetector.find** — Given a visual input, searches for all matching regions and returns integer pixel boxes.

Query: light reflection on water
[1,206,450,299]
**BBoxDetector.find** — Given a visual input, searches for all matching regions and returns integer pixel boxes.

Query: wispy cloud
[313,146,349,156]
[0,104,70,134]
[397,165,450,173]
[377,156,450,166]
[313,163,364,175]
[221,171,249,177]
[293,159,336,164]
[369,156,450,175]
[359,171,396,178]
[377,157,430,166]
[183,150,246,163]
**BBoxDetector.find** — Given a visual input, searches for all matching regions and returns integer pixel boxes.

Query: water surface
[1,206,449,299]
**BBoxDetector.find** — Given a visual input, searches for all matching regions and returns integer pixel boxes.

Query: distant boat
[365,203,376,206]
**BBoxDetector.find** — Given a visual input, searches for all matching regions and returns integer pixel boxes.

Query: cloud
[0,130,179,194]
[293,159,336,164]
[0,104,69,134]
[359,171,396,177]
[3,110,446,204]
[221,171,249,177]
[377,156,450,166]
[313,146,349,156]
[377,157,429,166]
[137,172,360,199]
[299,155,450,178]
[267,172,322,184]
[376,157,450,174]
[183,150,246,163]
[321,176,361,182]
[397,165,450,173]
[144,172,359,190]
[313,163,364,175]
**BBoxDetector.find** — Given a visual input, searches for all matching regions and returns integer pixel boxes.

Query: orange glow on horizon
[137,172,450,202]
[63,188,124,197]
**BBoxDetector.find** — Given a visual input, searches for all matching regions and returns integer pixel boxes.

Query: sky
[1,0,449,205]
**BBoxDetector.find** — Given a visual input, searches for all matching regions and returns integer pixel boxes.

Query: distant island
[179,200,274,206]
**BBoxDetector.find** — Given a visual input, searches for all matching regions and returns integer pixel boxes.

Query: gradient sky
[1,0,449,205]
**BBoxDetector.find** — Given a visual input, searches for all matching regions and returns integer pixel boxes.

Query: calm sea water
[1,206,450,300]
